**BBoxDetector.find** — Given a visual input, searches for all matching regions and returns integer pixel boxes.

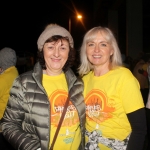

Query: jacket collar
[32,62,43,84]
[65,68,77,91]
[32,62,77,92]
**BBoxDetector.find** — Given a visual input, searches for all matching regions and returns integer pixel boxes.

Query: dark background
[0,0,149,57]
[0,0,93,54]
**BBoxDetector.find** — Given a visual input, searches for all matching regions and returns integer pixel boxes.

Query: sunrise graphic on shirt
[49,90,79,127]
[85,89,115,123]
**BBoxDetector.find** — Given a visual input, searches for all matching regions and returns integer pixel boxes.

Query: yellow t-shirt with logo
[42,73,81,150]
[82,67,144,150]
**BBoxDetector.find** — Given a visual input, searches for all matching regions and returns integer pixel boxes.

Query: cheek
[43,53,50,60]
[86,50,93,59]
[62,51,69,60]
[43,49,50,56]
[104,49,113,56]
[86,49,91,55]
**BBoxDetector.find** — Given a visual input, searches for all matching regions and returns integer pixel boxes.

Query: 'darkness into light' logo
[50,90,79,127]
[85,89,115,123]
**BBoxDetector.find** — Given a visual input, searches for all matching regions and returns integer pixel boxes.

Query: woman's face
[86,31,114,69]
[43,39,69,75]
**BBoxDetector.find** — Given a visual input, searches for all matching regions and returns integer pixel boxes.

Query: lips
[93,55,101,58]
[51,58,61,62]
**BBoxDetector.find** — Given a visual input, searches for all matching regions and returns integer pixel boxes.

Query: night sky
[0,0,93,55]
[0,0,150,58]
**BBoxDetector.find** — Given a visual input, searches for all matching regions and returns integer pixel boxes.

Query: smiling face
[43,39,69,75]
[86,31,114,73]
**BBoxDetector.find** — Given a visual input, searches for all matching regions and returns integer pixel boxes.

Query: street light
[77,15,82,19]
[69,14,82,33]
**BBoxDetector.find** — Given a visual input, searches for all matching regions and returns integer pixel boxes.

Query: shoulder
[19,70,33,78]
[14,70,33,86]
[112,66,133,77]
[113,67,140,88]
[0,74,7,89]
[82,71,92,81]
[110,67,138,85]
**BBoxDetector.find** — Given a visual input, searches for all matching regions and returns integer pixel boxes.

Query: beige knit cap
[37,24,74,51]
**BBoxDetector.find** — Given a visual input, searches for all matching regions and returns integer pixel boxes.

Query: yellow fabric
[0,66,18,119]
[42,73,81,150]
[82,67,144,149]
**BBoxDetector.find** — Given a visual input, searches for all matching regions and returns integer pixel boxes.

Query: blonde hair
[78,26,122,76]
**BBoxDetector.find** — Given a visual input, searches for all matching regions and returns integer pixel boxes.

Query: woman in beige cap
[2,24,85,150]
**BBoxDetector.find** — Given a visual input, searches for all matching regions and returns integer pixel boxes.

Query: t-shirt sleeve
[120,71,145,114]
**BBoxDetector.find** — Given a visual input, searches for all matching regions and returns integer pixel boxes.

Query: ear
[110,49,114,56]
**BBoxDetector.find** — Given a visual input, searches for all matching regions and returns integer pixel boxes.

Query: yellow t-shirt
[82,67,144,150]
[0,66,18,119]
[42,73,81,150]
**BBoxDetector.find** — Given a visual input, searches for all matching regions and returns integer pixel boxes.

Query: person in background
[78,26,147,150]
[2,24,85,150]
[132,54,149,105]
[145,59,150,150]
[133,55,150,150]
[0,47,19,131]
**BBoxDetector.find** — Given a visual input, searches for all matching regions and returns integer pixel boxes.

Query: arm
[1,77,40,150]
[126,108,147,150]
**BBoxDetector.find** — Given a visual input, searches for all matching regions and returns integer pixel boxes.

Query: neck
[43,69,63,76]
[93,65,110,76]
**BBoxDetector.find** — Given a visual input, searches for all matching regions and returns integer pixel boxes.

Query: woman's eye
[101,43,107,47]
[48,46,54,50]
[88,43,94,47]
[60,47,66,50]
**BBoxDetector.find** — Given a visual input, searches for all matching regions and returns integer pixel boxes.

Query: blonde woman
[78,26,147,150]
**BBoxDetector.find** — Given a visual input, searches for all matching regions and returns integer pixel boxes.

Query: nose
[94,44,100,52]
[53,47,59,57]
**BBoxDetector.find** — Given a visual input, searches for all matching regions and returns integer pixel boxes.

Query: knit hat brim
[37,24,74,51]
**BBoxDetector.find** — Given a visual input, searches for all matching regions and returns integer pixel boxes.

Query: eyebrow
[87,41,108,43]
[48,40,68,46]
